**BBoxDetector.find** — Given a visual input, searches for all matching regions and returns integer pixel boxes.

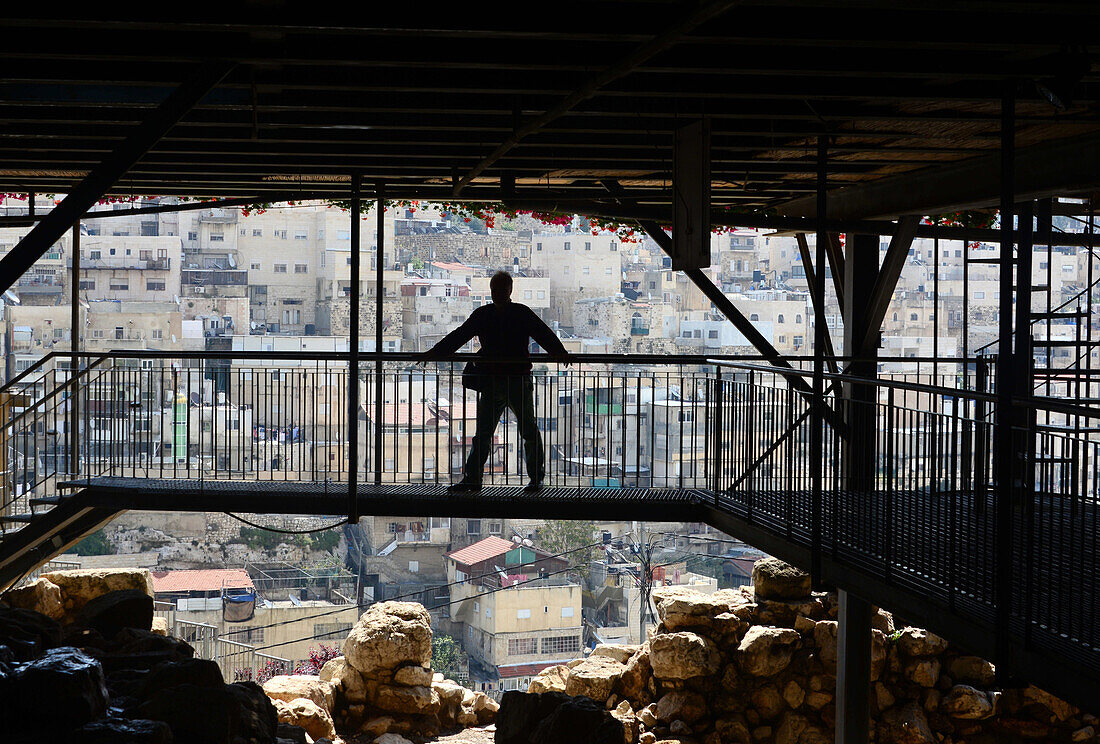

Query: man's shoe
[524,479,544,492]
[448,480,481,493]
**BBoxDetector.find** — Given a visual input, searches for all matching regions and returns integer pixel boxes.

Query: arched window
[777,314,785,324]
[892,312,898,321]
[795,314,802,324]
[910,313,918,321]
[749,313,759,321]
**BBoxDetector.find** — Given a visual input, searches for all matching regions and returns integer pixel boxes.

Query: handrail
[4,354,114,434]
[709,360,1001,404]
[4,349,989,366]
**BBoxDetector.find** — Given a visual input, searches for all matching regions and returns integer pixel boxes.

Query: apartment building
[530,233,622,331]
[446,536,580,693]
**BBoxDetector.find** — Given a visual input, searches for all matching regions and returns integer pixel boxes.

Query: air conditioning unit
[194,286,206,294]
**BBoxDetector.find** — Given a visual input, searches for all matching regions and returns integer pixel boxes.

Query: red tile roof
[446,536,516,567]
[151,568,254,594]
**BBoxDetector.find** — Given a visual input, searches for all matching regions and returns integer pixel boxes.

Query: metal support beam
[811,136,827,585]
[348,175,361,524]
[837,591,874,744]
[858,215,920,357]
[69,225,80,477]
[374,183,385,487]
[0,61,232,296]
[452,0,740,194]
[824,233,847,307]
[837,231,880,744]
[779,129,1100,221]
[794,233,839,374]
[994,84,1017,682]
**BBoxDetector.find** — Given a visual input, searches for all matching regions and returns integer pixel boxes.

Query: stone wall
[528,558,1094,744]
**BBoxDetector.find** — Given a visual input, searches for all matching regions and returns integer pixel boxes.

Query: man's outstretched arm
[525,307,571,362]
[421,313,479,361]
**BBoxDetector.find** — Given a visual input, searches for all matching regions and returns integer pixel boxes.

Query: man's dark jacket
[424,301,567,375]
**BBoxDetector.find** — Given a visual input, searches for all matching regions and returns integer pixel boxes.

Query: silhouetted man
[421,271,570,491]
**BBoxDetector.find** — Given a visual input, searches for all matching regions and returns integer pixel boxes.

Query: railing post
[374,183,385,488]
[69,224,80,477]
[348,174,360,524]
[711,366,723,495]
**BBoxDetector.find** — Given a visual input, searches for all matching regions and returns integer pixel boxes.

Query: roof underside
[3,3,1100,214]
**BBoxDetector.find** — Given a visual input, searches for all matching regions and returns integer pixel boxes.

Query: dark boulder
[497,690,624,744]
[74,589,153,639]
[89,628,194,673]
[276,721,309,743]
[135,680,278,744]
[72,717,174,743]
[11,646,109,739]
[143,658,224,695]
[0,605,62,661]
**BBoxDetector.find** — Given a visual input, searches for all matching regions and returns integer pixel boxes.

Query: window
[237,626,264,643]
[79,280,95,290]
[585,242,591,251]
[252,229,262,237]
[109,281,128,291]
[537,290,545,299]
[89,250,102,260]
[516,609,531,619]
[294,264,308,274]
[910,313,918,321]
[152,329,163,340]
[678,410,694,423]
[541,635,580,655]
[409,561,419,573]
[582,267,590,275]
[524,290,532,299]
[610,242,618,251]
[91,329,104,339]
[209,233,224,242]
[892,312,898,321]
[682,330,692,338]
[708,330,719,339]
[147,280,165,291]
[467,520,481,535]
[294,230,308,240]
[187,232,197,241]
[795,314,802,324]
[536,242,543,251]
[749,313,759,321]
[779,335,787,343]
[605,267,613,275]
[561,607,574,618]
[488,521,502,535]
[251,262,261,270]
[274,264,287,273]
[275,229,287,239]
[564,242,571,251]
[508,638,538,655]
[975,291,986,299]
[793,335,804,346]
[485,608,492,618]
[777,314,785,323]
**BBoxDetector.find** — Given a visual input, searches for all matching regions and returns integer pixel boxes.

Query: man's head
[490,270,513,304]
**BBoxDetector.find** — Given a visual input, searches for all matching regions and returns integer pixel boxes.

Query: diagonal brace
[795,233,839,374]
[0,61,233,296]
[857,215,920,357]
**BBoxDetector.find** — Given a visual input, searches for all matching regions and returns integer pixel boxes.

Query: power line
[217,533,625,640]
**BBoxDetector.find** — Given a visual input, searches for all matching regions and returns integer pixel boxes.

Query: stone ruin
[0,571,498,744]
[521,557,1096,744]
[263,600,499,743]
[1,559,1095,744]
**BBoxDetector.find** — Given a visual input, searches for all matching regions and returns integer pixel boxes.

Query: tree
[537,520,600,575]
[72,529,115,556]
[431,634,465,681]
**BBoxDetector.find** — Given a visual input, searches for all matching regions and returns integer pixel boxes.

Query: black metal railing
[3,350,1097,688]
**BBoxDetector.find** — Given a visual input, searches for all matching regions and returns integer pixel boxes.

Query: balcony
[630,326,650,336]
[72,257,171,271]
[15,275,64,294]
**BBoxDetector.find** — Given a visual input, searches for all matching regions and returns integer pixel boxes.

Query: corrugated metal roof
[446,536,515,567]
[151,568,254,593]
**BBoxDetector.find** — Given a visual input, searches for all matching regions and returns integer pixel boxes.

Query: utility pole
[635,520,651,644]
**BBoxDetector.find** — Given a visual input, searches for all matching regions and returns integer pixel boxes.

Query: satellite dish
[3,290,20,304]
